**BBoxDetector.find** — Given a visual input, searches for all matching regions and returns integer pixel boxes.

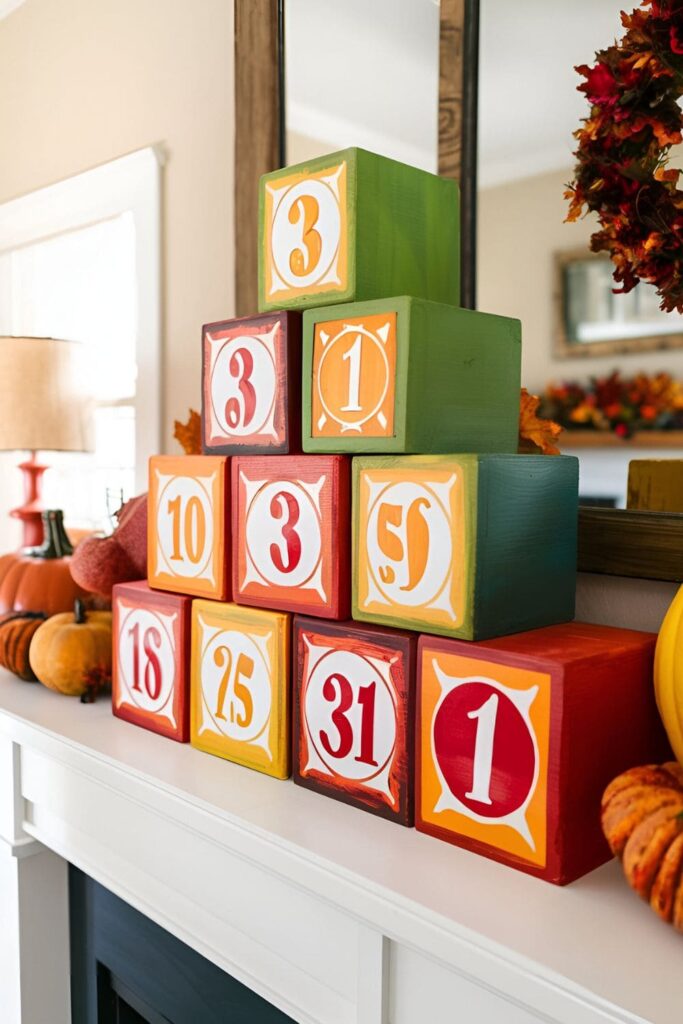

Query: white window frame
[0,146,163,492]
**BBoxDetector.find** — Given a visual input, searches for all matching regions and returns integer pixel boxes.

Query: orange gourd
[29,599,112,697]
[602,763,683,930]
[0,510,87,616]
[0,612,47,681]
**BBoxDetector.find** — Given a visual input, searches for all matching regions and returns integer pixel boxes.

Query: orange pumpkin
[602,763,683,930]
[29,600,112,697]
[0,611,47,681]
[0,509,87,616]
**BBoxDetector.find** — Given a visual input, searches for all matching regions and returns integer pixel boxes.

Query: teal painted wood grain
[351,454,578,641]
[258,148,459,312]
[473,455,578,639]
[301,297,521,454]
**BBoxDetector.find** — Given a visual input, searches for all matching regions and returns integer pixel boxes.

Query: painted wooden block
[232,454,351,619]
[302,297,521,453]
[258,147,459,312]
[293,616,416,825]
[416,623,670,884]
[202,311,302,455]
[112,581,191,742]
[627,459,683,513]
[148,455,230,600]
[353,454,578,641]
[190,600,290,779]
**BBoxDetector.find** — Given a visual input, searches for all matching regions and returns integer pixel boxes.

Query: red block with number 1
[416,623,670,884]
[112,581,192,742]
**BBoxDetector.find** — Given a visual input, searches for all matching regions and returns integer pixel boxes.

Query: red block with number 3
[112,581,191,742]
[293,617,416,825]
[417,624,670,884]
[202,311,302,455]
[231,454,351,619]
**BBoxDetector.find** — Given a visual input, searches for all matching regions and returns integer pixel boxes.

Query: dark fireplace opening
[69,866,294,1024]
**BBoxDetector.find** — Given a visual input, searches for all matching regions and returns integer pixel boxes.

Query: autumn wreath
[566,0,683,312]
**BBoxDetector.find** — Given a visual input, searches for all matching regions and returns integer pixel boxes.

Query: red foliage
[566,0,683,312]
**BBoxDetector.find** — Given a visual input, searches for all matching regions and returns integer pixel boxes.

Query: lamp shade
[0,337,94,452]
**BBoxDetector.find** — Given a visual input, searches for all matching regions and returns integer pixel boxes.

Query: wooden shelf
[561,430,683,449]
[578,507,683,581]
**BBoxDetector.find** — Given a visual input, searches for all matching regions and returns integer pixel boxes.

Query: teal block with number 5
[258,148,460,312]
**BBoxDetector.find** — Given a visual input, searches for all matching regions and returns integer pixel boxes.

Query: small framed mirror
[554,249,683,359]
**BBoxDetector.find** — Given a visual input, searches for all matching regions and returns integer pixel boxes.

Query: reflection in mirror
[556,251,683,357]
[284,0,440,171]
[478,0,683,508]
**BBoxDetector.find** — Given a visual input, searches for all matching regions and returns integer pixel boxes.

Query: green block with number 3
[258,148,460,312]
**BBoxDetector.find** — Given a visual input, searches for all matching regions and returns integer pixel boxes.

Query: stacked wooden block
[112,148,667,884]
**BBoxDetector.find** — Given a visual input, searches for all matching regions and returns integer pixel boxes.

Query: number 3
[288,195,322,278]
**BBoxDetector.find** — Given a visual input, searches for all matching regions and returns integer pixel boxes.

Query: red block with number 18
[112,581,192,742]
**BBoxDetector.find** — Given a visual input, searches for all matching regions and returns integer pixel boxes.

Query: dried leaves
[519,388,563,455]
[173,409,202,455]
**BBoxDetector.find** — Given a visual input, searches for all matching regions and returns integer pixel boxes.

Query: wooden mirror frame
[234,0,479,317]
[234,1,683,586]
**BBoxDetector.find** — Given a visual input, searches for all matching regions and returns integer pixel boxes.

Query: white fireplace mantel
[0,667,680,1024]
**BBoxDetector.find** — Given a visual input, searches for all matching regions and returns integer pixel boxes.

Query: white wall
[0,0,235,454]
[478,167,683,392]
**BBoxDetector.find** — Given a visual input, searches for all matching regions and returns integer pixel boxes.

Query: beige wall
[0,0,235,453]
[478,167,683,392]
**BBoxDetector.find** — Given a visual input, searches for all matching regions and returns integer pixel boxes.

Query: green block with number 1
[302,297,522,454]
[258,148,460,312]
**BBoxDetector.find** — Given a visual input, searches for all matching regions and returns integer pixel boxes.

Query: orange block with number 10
[190,600,290,779]
[148,455,230,601]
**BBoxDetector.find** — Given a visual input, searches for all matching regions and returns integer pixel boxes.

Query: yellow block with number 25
[190,600,291,779]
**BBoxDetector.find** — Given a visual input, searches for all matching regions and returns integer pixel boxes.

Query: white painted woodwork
[0,668,677,1024]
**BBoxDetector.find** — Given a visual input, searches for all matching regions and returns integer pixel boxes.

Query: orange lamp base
[9,452,48,547]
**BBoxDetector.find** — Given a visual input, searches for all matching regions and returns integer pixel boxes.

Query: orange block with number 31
[190,600,290,779]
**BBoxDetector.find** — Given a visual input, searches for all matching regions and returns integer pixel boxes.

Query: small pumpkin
[0,611,47,681]
[29,599,112,697]
[602,763,683,930]
[654,584,683,765]
[0,510,87,616]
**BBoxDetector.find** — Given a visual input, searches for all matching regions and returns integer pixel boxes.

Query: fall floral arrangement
[539,370,683,437]
[566,0,683,312]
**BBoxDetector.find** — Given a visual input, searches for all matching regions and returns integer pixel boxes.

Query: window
[0,148,161,550]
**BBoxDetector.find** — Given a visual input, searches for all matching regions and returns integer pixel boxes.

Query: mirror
[478,0,683,510]
[284,0,440,173]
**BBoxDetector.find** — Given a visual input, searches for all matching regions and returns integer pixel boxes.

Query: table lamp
[0,337,94,547]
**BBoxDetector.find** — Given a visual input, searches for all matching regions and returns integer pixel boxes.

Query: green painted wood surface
[301,297,521,453]
[352,454,578,641]
[258,148,459,312]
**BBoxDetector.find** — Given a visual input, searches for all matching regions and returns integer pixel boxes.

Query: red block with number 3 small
[231,454,351,619]
[293,617,416,825]
[417,624,669,884]
[202,311,302,455]
[112,581,191,742]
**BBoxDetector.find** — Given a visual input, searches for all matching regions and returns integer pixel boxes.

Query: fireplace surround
[0,667,679,1024]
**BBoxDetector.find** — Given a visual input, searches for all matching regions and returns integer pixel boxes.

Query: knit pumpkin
[29,600,112,697]
[0,612,47,681]
[602,763,683,930]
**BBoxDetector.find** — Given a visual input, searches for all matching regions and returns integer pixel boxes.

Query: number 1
[466,693,499,805]
[341,334,362,412]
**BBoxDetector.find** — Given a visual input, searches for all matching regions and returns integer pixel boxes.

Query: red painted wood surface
[416,622,671,884]
[231,455,351,619]
[112,581,192,742]
[202,311,302,455]
[293,617,416,825]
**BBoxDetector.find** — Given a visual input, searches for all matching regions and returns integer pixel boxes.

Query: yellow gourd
[654,584,683,765]
[29,599,112,697]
